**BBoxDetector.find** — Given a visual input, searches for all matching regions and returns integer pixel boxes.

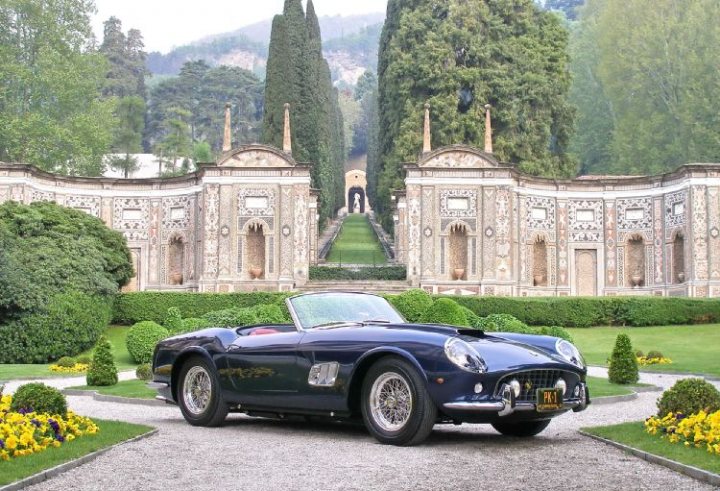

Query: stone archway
[345,169,370,213]
[348,186,366,214]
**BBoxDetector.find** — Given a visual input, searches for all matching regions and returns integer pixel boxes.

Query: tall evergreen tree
[262,0,345,225]
[99,17,148,99]
[109,96,145,178]
[376,0,575,228]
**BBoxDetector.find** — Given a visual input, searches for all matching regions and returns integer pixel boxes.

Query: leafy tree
[376,0,575,228]
[108,96,146,178]
[154,107,193,175]
[545,0,585,20]
[193,142,213,163]
[0,0,116,176]
[572,0,720,175]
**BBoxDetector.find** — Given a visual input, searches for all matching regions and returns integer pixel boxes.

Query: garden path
[3,368,717,491]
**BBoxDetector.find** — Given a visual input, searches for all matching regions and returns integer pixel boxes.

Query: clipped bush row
[113,291,291,325]
[309,266,407,281]
[0,292,113,364]
[449,296,720,328]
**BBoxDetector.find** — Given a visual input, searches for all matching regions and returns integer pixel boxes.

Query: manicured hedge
[309,266,407,281]
[113,292,291,325]
[450,296,720,328]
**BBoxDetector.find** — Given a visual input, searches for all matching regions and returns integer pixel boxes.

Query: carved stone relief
[568,200,604,242]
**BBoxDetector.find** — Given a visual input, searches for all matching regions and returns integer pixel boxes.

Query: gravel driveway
[6,369,719,491]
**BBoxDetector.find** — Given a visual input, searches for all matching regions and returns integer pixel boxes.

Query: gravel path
[5,368,719,491]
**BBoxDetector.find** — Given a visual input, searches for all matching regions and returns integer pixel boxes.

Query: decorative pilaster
[283,103,292,155]
[422,103,431,154]
[484,104,493,154]
[222,103,232,152]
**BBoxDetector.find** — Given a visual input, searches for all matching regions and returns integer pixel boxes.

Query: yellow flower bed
[637,356,672,366]
[49,363,89,374]
[0,394,99,461]
[646,410,720,456]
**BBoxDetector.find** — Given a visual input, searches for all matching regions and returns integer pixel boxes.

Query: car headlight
[555,339,585,368]
[444,338,487,374]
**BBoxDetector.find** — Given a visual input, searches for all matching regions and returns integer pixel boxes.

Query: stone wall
[395,145,720,298]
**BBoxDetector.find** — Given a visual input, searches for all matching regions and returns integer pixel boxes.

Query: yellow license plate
[536,388,564,412]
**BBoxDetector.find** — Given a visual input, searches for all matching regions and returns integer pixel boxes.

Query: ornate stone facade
[0,144,318,293]
[395,145,720,298]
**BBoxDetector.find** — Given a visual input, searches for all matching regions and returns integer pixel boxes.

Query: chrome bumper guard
[147,381,175,404]
[443,382,588,416]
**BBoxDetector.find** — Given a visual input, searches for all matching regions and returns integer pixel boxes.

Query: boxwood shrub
[0,292,112,364]
[126,321,169,364]
[389,289,433,322]
[657,378,720,416]
[10,383,68,417]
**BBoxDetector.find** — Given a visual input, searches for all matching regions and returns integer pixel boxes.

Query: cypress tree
[608,333,639,385]
[87,336,119,387]
[262,0,345,226]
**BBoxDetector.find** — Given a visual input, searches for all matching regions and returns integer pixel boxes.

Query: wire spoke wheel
[182,365,213,415]
[369,372,413,432]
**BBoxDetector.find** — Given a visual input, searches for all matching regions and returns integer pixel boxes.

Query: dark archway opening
[348,186,366,214]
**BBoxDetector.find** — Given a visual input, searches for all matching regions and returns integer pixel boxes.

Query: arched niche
[626,234,646,288]
[244,221,268,280]
[673,233,686,284]
[168,237,185,285]
[532,237,548,287]
[448,223,468,281]
[348,186,366,214]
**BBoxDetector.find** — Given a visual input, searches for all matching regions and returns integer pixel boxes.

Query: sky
[92,0,389,53]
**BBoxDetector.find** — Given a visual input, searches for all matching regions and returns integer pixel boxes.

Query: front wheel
[361,357,437,446]
[492,419,551,437]
[177,356,228,427]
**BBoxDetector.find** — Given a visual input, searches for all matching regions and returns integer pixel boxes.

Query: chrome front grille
[497,370,575,402]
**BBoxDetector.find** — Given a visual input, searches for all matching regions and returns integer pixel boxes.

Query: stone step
[297,280,411,294]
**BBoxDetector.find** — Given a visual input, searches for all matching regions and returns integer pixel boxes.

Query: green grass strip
[583,421,720,475]
[586,376,636,398]
[67,379,156,400]
[326,214,387,265]
[0,419,154,486]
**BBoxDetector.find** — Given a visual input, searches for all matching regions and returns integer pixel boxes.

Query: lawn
[326,214,387,265]
[583,421,720,475]
[0,326,135,381]
[568,324,720,377]
[0,419,154,486]
[586,376,637,398]
[67,379,156,400]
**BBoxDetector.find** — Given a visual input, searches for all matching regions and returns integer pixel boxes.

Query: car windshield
[287,292,406,330]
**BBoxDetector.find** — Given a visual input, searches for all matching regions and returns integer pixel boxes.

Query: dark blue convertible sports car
[151,292,589,446]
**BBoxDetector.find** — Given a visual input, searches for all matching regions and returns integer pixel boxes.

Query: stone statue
[353,192,361,210]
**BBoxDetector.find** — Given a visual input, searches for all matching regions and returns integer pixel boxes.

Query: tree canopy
[0,0,115,176]
[374,0,576,227]
[570,0,720,175]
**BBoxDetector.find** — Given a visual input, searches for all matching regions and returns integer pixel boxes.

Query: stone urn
[677,271,685,283]
[169,272,183,285]
[249,267,263,280]
[533,274,544,287]
[630,273,643,288]
[453,268,465,281]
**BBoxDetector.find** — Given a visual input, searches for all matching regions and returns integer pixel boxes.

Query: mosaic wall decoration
[162,196,192,231]
[526,196,556,237]
[30,190,55,203]
[65,195,101,217]
[568,200,604,242]
[617,197,652,231]
[664,190,687,232]
[203,186,220,278]
[113,198,150,241]
[440,189,477,218]
[239,188,276,217]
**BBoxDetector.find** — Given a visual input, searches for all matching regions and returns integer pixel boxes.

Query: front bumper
[442,382,589,417]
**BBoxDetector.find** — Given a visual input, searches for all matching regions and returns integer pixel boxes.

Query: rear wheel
[361,357,437,446]
[491,419,551,437]
[178,357,228,427]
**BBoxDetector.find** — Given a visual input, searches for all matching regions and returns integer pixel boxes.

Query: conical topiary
[608,333,639,384]
[86,336,118,386]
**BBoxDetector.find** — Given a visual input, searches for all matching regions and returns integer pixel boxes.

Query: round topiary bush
[419,298,470,326]
[477,314,533,334]
[76,354,92,365]
[126,321,169,364]
[390,289,434,322]
[646,350,664,360]
[164,307,184,334]
[608,333,639,384]
[459,306,483,329]
[87,336,118,386]
[657,378,720,416]
[56,356,77,368]
[136,363,153,381]
[10,383,67,416]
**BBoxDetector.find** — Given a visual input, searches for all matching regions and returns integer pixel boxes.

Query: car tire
[491,419,551,437]
[177,356,228,427]
[361,356,437,446]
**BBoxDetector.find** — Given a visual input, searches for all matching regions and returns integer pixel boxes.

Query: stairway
[296,280,411,294]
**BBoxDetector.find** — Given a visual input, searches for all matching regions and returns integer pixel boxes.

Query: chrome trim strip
[443,401,506,411]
